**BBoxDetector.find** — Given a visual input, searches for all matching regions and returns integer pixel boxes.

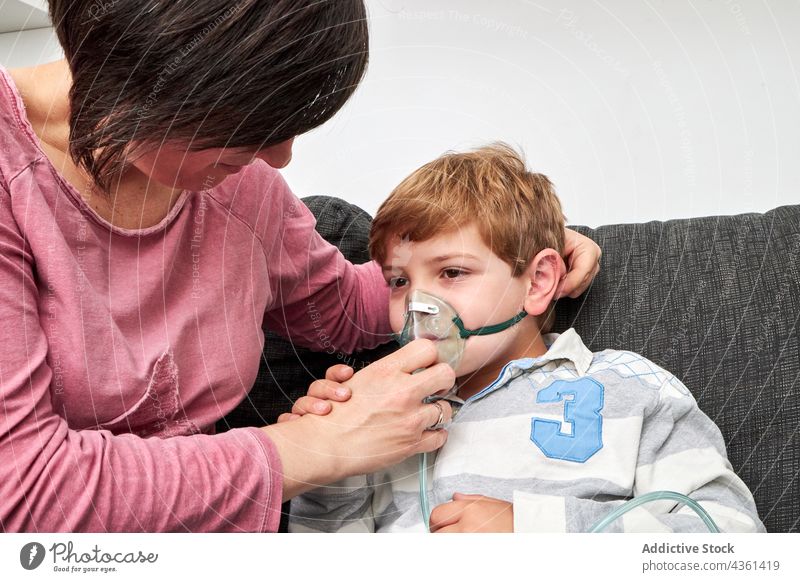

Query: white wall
[0,27,62,68]
[0,0,58,65]
[1,0,798,227]
[282,0,800,227]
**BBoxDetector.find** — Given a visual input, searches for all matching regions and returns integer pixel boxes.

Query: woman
[0,0,600,532]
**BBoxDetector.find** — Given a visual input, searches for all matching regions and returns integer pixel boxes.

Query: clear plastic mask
[397,289,466,372]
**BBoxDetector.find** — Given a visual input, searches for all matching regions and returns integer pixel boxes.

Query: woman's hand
[429,493,514,533]
[264,339,456,500]
[558,228,602,299]
[277,364,354,422]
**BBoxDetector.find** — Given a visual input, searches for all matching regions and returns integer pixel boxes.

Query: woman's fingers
[290,378,352,416]
[411,362,457,401]
[291,396,331,416]
[325,364,354,383]
[385,338,440,373]
[420,400,452,431]
[307,378,351,401]
[285,341,456,476]
[412,402,452,456]
[352,339,454,400]
[414,427,449,456]
[558,228,602,299]
[282,377,350,419]
[276,412,301,423]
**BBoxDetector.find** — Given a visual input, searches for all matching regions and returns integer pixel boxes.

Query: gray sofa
[219,197,800,533]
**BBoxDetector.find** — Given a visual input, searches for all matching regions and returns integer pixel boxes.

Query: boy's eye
[388,276,408,289]
[441,268,466,280]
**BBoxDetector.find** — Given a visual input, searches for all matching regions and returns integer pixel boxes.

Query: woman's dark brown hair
[48,0,369,190]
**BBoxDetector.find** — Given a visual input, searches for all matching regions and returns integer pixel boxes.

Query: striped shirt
[289,329,764,533]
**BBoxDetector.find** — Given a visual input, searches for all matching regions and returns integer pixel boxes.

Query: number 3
[530,377,604,463]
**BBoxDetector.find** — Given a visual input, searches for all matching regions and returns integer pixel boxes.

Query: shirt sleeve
[0,186,284,532]
[288,475,376,533]
[260,175,392,355]
[513,374,765,533]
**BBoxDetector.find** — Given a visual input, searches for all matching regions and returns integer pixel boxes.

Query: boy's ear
[523,249,567,317]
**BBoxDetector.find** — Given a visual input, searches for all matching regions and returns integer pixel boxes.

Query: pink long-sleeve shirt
[0,66,391,532]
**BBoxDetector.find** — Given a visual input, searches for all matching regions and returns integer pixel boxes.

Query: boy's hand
[558,228,602,299]
[276,364,354,422]
[429,493,513,533]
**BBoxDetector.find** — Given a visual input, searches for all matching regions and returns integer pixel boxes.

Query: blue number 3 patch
[531,378,604,463]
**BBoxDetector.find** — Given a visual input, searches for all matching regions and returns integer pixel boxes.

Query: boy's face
[381,224,533,379]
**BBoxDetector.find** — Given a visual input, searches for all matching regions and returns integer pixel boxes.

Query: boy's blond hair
[369,142,565,276]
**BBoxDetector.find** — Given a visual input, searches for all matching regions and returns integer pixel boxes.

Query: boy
[289,143,764,533]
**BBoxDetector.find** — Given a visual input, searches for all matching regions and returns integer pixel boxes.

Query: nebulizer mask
[396,290,467,391]
[396,289,721,533]
[397,289,529,380]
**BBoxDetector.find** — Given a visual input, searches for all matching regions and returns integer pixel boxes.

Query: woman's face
[131,138,295,191]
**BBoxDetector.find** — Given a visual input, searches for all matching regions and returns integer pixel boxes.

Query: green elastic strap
[453,310,528,339]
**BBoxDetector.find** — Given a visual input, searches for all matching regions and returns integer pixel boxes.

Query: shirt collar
[451,328,594,404]
[496,327,593,378]
[536,327,594,376]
